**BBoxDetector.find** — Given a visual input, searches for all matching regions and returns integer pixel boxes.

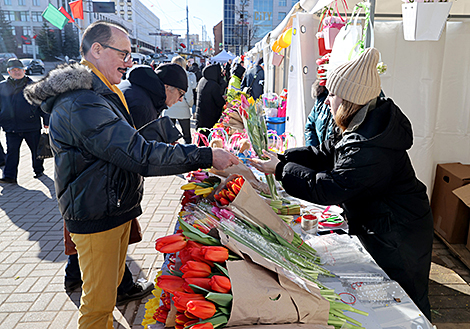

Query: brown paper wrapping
[218,231,331,328]
[219,174,294,243]
[210,162,270,195]
[226,258,330,327]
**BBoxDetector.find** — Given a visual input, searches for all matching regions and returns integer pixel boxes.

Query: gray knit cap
[326,48,381,105]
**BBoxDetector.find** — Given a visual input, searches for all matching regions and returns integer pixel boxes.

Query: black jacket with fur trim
[24,63,212,234]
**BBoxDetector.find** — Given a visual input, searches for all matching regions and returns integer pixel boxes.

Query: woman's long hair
[335,99,363,131]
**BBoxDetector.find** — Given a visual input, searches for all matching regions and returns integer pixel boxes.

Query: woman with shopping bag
[250,48,433,321]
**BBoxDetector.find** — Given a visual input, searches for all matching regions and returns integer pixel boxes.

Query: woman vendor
[250,48,433,320]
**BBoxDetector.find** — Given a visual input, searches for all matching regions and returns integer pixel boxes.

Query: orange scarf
[81,59,130,114]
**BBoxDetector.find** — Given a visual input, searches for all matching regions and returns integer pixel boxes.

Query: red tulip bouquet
[151,218,237,329]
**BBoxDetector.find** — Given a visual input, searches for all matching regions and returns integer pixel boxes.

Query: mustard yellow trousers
[71,220,131,329]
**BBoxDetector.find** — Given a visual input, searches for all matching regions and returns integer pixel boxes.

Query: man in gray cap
[0,58,49,184]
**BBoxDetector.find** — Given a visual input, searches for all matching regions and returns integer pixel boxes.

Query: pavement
[0,131,470,329]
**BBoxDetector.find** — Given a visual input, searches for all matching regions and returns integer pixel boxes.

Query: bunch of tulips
[153,218,236,329]
[213,175,245,206]
[181,170,220,207]
[239,94,279,200]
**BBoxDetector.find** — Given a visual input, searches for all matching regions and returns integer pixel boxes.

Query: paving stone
[14,277,38,293]
[0,302,32,313]
[5,292,39,303]
[13,322,49,329]
[29,292,55,312]
[431,307,470,323]
[0,313,23,329]
[430,263,468,285]
[48,310,75,328]
[20,311,56,322]
[45,293,68,311]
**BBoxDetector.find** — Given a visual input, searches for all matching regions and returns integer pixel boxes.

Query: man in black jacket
[24,21,238,328]
[0,59,49,184]
[195,63,226,134]
[241,57,264,100]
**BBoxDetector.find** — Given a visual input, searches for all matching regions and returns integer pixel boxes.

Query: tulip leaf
[189,284,210,296]
[190,314,228,329]
[228,254,242,261]
[213,262,230,277]
[169,269,183,277]
[178,217,220,246]
[205,292,233,307]
[217,306,231,315]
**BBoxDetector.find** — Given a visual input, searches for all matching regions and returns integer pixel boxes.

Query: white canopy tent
[245,0,470,193]
[211,49,236,63]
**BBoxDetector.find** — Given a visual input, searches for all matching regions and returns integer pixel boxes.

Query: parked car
[20,58,45,75]
[0,53,17,72]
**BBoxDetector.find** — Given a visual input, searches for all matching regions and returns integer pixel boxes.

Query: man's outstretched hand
[211,148,239,170]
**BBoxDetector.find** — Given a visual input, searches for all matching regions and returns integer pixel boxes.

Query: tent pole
[365,0,376,48]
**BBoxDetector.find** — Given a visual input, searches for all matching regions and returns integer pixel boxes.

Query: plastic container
[301,214,318,235]
[266,117,286,136]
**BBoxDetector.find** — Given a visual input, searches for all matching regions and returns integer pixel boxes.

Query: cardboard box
[431,163,470,244]
[453,184,470,251]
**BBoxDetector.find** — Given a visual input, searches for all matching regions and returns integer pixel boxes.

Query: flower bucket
[402,2,452,41]
[272,52,284,67]
[266,117,286,136]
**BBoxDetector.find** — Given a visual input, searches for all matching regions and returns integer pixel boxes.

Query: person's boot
[64,279,82,293]
[116,278,154,306]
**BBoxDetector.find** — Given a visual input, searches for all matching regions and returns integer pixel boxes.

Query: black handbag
[137,116,182,143]
[37,133,53,159]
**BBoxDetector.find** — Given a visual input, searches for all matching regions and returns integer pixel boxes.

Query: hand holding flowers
[249,149,280,175]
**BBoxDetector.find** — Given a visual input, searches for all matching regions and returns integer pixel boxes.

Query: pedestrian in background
[162,56,197,144]
[188,62,202,117]
[304,79,336,147]
[224,59,232,83]
[241,57,264,100]
[195,63,226,137]
[0,58,49,184]
[226,62,245,103]
[118,65,167,129]
[24,21,238,329]
[0,128,5,167]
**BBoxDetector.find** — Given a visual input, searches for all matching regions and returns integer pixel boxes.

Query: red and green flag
[42,3,68,30]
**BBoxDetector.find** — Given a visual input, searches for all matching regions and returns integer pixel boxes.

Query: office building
[223,0,297,55]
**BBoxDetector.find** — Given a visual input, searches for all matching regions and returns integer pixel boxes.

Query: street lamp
[193,16,204,51]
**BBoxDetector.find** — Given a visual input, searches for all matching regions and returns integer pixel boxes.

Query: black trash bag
[37,133,53,159]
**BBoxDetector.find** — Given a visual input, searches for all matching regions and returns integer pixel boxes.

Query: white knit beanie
[326,48,381,105]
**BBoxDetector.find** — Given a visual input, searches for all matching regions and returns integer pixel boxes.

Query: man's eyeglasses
[177,89,185,98]
[100,44,132,63]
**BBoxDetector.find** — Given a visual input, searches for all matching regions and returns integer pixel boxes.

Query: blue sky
[141,0,223,42]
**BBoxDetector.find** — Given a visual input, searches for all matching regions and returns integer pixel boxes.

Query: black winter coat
[241,65,264,100]
[24,63,212,234]
[275,97,432,235]
[195,64,225,129]
[0,76,49,133]
[118,66,166,129]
